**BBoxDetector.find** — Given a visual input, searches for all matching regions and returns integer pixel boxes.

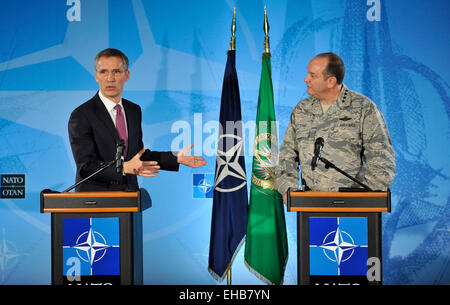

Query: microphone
[311,137,324,171]
[116,139,125,173]
[61,140,127,192]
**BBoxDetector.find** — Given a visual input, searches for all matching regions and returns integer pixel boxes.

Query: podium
[287,189,390,285]
[40,189,151,285]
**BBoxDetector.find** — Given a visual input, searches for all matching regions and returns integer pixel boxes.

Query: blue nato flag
[208,50,248,281]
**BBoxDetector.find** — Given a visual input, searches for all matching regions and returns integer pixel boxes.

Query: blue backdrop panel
[0,0,448,284]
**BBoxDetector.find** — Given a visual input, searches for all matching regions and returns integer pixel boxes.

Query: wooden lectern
[287,189,390,285]
[40,189,151,285]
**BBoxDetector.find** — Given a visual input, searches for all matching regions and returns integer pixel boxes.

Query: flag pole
[229,7,236,51]
[226,8,236,286]
[208,5,248,285]
[263,5,270,54]
[243,4,288,285]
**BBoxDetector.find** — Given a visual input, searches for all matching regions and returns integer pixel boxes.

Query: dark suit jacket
[68,92,179,192]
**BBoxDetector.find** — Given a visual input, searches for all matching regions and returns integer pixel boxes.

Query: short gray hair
[94,48,129,71]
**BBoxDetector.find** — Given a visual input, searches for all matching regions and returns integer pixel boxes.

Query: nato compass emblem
[63,218,120,277]
[72,227,111,267]
[0,228,28,283]
[319,227,358,266]
[214,134,247,193]
[193,173,214,198]
[309,217,368,276]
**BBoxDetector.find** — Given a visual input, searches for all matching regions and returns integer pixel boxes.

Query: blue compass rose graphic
[319,227,358,266]
[63,218,120,276]
[309,217,368,276]
[72,228,111,267]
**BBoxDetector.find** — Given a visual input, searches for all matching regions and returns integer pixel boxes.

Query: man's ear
[327,76,337,88]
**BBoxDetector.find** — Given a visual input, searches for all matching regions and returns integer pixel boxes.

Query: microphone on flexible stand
[116,139,125,173]
[311,137,324,171]
[310,137,373,191]
[59,139,127,193]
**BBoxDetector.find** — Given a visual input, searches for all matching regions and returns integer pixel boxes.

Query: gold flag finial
[263,5,270,54]
[229,7,236,51]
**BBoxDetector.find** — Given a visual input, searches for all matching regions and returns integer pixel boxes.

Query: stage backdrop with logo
[0,0,449,284]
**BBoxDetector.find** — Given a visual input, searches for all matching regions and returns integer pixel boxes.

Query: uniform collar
[308,84,350,115]
[335,84,350,109]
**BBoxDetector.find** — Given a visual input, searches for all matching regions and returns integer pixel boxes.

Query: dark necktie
[114,104,128,157]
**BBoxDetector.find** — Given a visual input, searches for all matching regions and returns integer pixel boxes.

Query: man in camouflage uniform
[275,53,395,202]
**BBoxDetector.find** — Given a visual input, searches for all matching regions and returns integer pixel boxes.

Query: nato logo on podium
[309,217,370,283]
[62,218,120,284]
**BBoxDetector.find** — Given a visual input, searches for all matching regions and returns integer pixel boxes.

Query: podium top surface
[290,191,388,198]
[287,190,390,213]
[40,189,151,213]
[43,191,139,198]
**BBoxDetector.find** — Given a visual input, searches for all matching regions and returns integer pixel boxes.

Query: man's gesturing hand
[177,144,207,168]
[123,148,160,177]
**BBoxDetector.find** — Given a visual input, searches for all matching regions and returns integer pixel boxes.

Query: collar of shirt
[98,90,123,111]
[98,90,127,129]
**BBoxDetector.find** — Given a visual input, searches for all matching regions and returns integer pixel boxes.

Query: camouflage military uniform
[275,84,395,194]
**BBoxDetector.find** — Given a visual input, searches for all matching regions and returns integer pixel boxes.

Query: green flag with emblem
[244,52,288,285]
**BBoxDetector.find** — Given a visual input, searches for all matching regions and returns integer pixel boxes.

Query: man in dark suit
[68,48,206,192]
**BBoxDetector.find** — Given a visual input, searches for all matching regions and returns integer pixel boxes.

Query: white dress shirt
[98,90,128,136]
[98,90,128,175]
